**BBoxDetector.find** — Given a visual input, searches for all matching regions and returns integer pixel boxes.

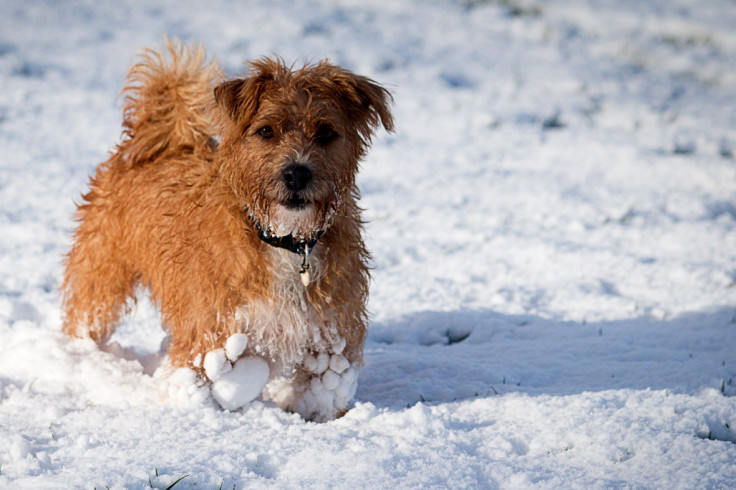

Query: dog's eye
[257,126,274,140]
[315,125,338,145]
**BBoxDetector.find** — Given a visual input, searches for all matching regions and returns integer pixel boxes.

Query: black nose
[282,164,312,191]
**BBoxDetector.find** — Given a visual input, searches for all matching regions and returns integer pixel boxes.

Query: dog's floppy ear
[214,63,275,124]
[329,68,395,141]
[214,77,267,125]
[214,79,246,121]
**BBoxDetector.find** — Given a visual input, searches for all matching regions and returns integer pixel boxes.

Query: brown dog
[61,39,393,421]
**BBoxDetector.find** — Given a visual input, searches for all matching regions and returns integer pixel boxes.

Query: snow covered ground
[1,0,735,487]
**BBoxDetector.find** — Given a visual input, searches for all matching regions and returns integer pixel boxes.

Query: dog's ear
[214,69,274,125]
[214,77,266,125]
[214,79,246,121]
[329,69,395,141]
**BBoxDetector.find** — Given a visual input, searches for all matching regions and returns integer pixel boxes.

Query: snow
[157,367,210,407]
[225,333,249,362]
[264,350,360,423]
[1,0,735,487]
[211,357,270,411]
[204,349,233,381]
[203,337,270,411]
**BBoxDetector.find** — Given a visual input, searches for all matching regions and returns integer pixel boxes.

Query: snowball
[335,367,359,406]
[335,378,352,400]
[224,333,249,361]
[315,352,330,374]
[332,338,346,355]
[310,377,326,395]
[211,356,270,411]
[334,389,350,409]
[286,363,360,421]
[322,370,340,391]
[303,353,319,372]
[203,348,230,381]
[293,390,318,419]
[329,354,350,374]
[340,366,359,386]
[157,367,210,406]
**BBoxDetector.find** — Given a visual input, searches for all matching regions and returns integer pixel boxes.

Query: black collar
[246,210,324,286]
[256,228,324,256]
[246,208,324,256]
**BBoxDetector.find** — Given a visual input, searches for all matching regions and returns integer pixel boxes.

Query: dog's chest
[233,247,337,371]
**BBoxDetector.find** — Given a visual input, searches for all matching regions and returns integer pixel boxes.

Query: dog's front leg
[266,339,360,422]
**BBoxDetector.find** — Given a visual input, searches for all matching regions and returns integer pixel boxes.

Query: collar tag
[299,246,311,287]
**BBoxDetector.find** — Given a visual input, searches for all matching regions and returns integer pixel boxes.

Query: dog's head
[214,58,393,240]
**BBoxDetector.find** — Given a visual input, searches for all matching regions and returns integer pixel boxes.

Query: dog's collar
[256,228,324,256]
[246,209,324,287]
[245,207,323,255]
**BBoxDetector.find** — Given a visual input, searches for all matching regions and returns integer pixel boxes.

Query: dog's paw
[155,366,210,406]
[294,352,360,422]
[211,356,270,410]
[203,334,270,411]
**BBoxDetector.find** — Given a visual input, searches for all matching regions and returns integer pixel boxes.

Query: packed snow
[1,0,736,487]
[210,356,270,411]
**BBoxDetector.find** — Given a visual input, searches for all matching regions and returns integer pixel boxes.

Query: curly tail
[118,37,222,165]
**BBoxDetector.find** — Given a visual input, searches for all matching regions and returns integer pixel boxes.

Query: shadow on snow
[358,307,736,409]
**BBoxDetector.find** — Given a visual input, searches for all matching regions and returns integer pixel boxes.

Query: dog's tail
[118,37,222,165]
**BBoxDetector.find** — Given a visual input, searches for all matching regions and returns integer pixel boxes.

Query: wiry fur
[61,38,393,420]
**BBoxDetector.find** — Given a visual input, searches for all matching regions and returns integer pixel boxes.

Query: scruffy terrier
[61,39,393,421]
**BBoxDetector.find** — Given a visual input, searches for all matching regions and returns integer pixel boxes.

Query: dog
[61,39,393,421]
